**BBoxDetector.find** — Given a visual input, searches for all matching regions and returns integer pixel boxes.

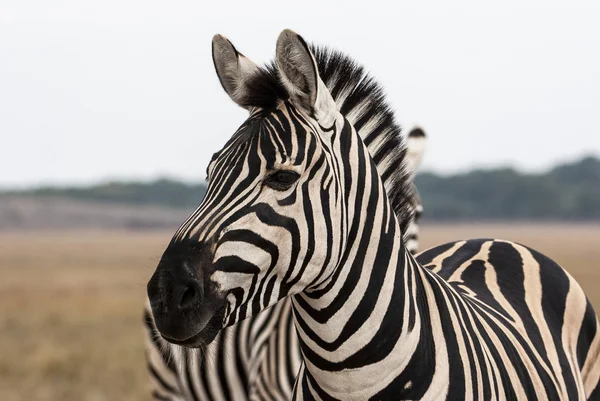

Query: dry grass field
[1,224,599,400]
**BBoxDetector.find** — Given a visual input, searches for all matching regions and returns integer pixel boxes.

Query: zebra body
[147,30,600,400]
[292,235,600,400]
[145,36,428,401]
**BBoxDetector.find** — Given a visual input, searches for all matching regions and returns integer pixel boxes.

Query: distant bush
[416,156,600,220]
[11,178,207,209]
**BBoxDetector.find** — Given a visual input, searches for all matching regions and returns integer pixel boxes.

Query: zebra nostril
[179,284,200,309]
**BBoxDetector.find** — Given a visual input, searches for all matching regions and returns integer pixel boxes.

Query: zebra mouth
[161,331,206,347]
[159,304,226,349]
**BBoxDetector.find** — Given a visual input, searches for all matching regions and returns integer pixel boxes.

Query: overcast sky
[1,0,599,188]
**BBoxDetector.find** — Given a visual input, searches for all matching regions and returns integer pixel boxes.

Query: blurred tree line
[13,179,208,209]
[416,156,600,220]
[5,156,599,221]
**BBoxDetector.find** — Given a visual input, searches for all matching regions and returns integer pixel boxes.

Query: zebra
[146,29,600,400]
[144,128,428,400]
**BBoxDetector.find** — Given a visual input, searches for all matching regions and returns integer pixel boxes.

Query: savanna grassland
[1,224,599,401]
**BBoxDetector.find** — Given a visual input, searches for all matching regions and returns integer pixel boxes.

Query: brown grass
[0,231,170,401]
[1,224,599,400]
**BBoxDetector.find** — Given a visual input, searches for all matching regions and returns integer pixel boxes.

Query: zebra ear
[276,29,336,126]
[406,127,428,178]
[212,34,261,110]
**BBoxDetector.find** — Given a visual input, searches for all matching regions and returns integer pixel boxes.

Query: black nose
[146,265,205,341]
[174,276,204,310]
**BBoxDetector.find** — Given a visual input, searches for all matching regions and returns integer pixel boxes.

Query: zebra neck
[287,119,444,397]
[290,221,441,397]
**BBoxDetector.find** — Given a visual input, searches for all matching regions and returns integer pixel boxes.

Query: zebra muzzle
[146,243,225,347]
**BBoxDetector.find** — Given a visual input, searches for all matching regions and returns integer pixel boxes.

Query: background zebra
[144,35,429,400]
[147,30,600,400]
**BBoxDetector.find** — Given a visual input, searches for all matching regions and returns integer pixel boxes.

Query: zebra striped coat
[144,40,429,400]
[145,181,422,401]
[144,201,423,401]
[147,30,600,400]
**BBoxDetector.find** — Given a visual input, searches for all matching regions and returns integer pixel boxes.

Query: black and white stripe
[144,35,428,401]
[144,141,426,401]
[144,210,423,401]
[147,30,600,401]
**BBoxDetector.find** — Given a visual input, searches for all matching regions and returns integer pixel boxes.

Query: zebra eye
[266,170,300,190]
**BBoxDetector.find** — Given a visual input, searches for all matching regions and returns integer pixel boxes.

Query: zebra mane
[239,45,414,233]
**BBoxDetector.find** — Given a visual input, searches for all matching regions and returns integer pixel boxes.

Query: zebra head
[147,30,415,348]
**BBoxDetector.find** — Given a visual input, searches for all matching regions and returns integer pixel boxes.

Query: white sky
[1,0,599,188]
